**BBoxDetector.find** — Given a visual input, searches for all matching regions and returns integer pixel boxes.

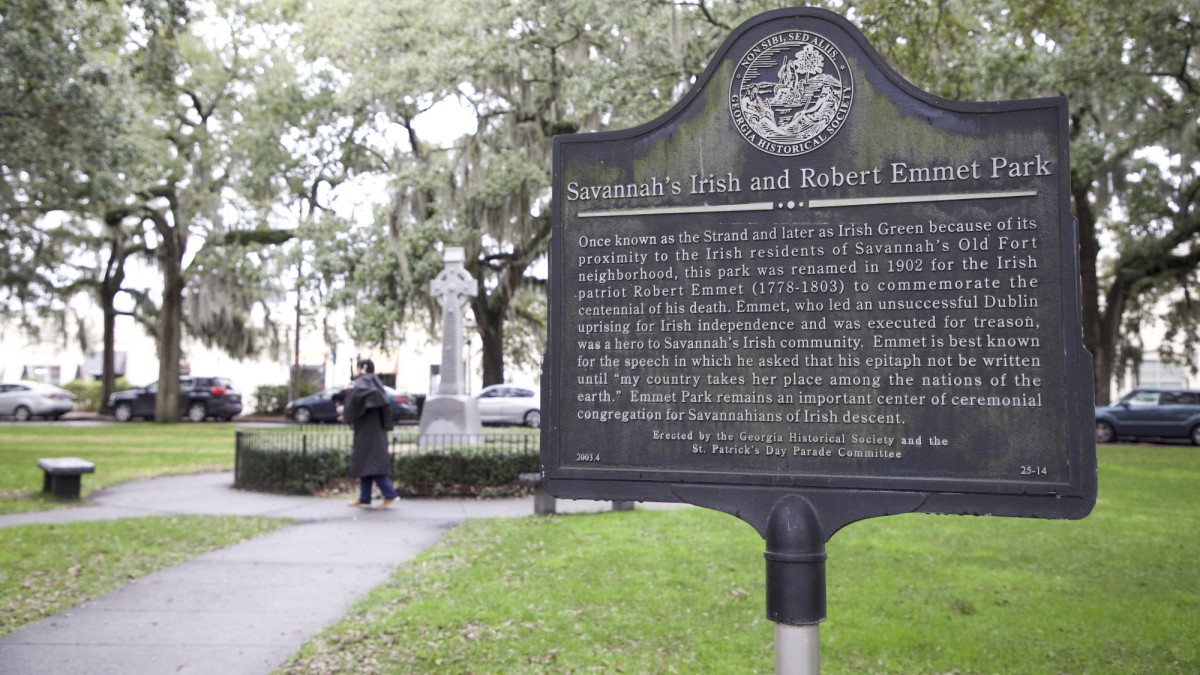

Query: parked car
[284,385,418,424]
[0,380,76,421]
[109,376,243,422]
[475,384,540,428]
[1095,387,1200,445]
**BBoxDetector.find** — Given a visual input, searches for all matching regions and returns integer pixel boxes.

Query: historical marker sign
[543,8,1095,535]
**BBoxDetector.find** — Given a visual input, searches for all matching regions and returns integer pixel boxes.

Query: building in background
[1116,357,1193,392]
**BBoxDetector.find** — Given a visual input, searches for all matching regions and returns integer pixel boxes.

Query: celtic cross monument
[418,247,483,442]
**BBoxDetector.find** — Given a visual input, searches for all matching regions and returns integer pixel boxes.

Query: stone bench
[518,472,634,515]
[37,457,95,499]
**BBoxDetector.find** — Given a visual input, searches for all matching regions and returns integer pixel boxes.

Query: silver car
[0,381,76,421]
[475,384,541,427]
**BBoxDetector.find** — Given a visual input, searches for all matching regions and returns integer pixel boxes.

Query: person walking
[342,358,399,509]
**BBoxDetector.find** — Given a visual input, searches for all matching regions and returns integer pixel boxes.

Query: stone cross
[429,247,476,396]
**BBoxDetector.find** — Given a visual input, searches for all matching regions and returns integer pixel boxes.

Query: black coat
[344,374,392,477]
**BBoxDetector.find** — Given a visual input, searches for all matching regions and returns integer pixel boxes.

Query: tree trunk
[1095,282,1131,406]
[154,213,185,422]
[475,301,506,388]
[101,307,117,414]
[155,262,184,422]
[1073,181,1106,403]
[98,228,127,416]
[98,264,119,415]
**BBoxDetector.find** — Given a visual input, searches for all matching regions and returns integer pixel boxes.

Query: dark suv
[1095,387,1200,445]
[110,376,243,422]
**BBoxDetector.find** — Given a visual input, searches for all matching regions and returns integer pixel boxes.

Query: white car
[475,384,540,427]
[0,381,76,421]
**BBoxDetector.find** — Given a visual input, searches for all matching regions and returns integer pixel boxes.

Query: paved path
[0,473,627,675]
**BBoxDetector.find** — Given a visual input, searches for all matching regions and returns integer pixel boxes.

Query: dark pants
[358,475,398,504]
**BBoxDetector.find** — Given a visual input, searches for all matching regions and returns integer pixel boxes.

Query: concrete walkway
[0,473,625,675]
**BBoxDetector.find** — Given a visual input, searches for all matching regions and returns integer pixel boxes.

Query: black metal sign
[543,7,1095,538]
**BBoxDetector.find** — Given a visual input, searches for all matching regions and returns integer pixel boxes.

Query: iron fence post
[234,430,243,486]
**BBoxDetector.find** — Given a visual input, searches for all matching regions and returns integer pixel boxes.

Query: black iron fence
[235,426,540,496]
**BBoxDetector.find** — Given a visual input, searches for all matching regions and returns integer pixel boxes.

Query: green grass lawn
[0,424,237,513]
[283,443,1200,674]
[2,425,1195,672]
[0,515,288,636]
[0,423,288,637]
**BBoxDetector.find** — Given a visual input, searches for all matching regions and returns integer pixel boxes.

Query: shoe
[377,497,397,510]
[348,500,371,507]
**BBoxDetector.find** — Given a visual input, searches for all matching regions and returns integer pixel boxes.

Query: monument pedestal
[418,395,483,445]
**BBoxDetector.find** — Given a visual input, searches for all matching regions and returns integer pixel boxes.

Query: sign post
[543,8,1096,670]
[766,495,825,673]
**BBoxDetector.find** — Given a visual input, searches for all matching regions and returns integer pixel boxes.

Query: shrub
[234,429,538,497]
[62,378,132,412]
[393,445,540,497]
[254,382,318,415]
[236,445,349,495]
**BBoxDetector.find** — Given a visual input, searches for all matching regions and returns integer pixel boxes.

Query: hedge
[62,378,132,412]
[234,428,539,497]
[254,382,318,415]
[393,444,540,497]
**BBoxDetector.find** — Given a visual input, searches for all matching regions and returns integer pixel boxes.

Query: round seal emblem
[730,31,853,156]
